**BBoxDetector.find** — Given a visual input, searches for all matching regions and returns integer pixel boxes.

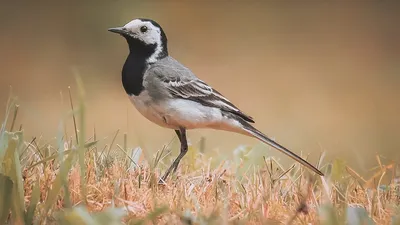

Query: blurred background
[0,1,399,173]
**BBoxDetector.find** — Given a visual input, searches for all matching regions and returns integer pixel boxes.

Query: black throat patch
[121,37,155,96]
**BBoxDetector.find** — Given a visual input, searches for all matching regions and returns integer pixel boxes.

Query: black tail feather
[242,123,324,176]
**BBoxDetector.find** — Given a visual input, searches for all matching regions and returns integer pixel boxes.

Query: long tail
[242,124,324,176]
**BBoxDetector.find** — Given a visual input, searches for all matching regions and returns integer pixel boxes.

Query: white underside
[129,91,246,134]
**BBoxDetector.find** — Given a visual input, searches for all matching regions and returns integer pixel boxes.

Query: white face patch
[123,19,164,63]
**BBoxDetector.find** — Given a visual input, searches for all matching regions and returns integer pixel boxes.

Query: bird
[108,18,324,181]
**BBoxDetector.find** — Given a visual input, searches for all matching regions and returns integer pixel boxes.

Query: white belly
[128,91,241,131]
[129,91,171,128]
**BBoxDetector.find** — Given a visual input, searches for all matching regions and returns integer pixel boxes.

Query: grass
[0,80,399,225]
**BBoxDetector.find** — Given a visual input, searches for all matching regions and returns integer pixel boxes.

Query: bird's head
[108,18,168,63]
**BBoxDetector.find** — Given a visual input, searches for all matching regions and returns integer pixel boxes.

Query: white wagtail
[108,18,324,180]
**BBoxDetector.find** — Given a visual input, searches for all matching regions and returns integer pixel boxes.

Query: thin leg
[160,128,188,182]
[174,129,182,142]
[172,129,188,172]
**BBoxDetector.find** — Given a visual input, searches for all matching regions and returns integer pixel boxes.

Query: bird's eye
[140,26,148,33]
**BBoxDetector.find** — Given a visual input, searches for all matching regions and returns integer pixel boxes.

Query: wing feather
[163,77,254,123]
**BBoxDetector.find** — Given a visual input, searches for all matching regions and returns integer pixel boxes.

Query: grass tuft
[0,80,399,224]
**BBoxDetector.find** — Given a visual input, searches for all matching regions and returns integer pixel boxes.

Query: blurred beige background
[0,1,399,172]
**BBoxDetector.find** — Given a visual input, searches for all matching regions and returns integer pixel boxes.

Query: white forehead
[124,19,160,32]
[123,19,161,45]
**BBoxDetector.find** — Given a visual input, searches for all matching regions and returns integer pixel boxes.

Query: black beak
[108,27,127,35]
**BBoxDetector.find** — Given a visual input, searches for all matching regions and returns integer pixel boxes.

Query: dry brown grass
[1,86,399,225]
[20,142,400,224]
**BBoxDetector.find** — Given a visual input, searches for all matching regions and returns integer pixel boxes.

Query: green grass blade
[2,131,25,223]
[0,174,13,224]
[68,86,79,145]
[9,104,19,132]
[44,151,76,212]
[12,132,25,219]
[25,179,41,224]
[85,140,98,149]
[0,132,9,172]
[75,73,88,204]
[62,181,72,209]
[0,96,16,167]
